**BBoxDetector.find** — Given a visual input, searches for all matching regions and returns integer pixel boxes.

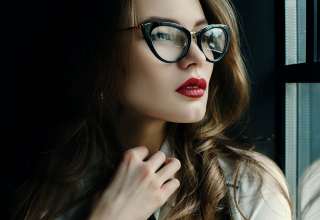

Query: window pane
[285,0,306,64]
[286,83,320,220]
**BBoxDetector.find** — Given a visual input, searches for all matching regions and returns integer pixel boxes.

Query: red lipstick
[175,77,207,98]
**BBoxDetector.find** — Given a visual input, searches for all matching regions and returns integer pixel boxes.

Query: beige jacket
[153,138,292,220]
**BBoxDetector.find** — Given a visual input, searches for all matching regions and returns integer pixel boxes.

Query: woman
[13,0,292,219]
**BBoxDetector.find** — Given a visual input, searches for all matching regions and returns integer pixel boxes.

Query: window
[286,83,320,219]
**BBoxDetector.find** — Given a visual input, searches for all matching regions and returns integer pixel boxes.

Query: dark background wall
[233,0,278,159]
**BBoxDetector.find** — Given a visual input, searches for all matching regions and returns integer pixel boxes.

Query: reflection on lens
[151,26,187,61]
[201,28,226,61]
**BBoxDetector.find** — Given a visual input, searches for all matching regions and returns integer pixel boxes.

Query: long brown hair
[12,0,292,220]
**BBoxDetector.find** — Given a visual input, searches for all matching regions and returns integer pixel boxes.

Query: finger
[160,178,180,200]
[105,146,149,196]
[145,151,167,172]
[164,157,172,164]
[123,145,150,164]
[134,145,150,161]
[116,146,150,181]
[156,158,181,185]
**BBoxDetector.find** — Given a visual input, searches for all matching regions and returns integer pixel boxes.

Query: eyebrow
[141,16,208,28]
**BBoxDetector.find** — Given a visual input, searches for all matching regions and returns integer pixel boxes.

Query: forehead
[134,0,208,30]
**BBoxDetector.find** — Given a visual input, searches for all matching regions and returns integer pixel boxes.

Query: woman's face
[120,0,214,123]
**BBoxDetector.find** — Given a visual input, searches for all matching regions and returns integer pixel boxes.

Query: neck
[114,107,167,156]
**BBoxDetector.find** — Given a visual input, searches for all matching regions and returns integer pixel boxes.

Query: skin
[116,0,214,155]
[89,0,214,219]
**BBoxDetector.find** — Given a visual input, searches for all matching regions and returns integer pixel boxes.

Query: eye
[151,32,171,41]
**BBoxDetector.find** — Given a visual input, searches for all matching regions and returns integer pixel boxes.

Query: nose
[177,32,207,69]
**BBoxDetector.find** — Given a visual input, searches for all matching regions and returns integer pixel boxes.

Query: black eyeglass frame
[119,21,231,63]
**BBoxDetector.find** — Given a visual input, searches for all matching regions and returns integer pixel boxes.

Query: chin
[170,109,206,123]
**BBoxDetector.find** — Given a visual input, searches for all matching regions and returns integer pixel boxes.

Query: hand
[88,145,181,220]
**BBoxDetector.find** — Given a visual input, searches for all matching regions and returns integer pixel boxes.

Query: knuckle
[124,149,139,162]
[140,145,149,152]
[122,152,131,163]
[141,164,153,177]
[149,179,160,191]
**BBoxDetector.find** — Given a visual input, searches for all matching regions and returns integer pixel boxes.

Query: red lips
[175,77,207,98]
[176,77,207,91]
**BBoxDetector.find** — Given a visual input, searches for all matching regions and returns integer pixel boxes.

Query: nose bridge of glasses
[190,31,197,40]
[189,31,200,49]
[189,31,203,51]
[187,31,207,61]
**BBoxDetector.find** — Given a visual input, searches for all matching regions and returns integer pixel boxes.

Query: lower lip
[176,88,205,98]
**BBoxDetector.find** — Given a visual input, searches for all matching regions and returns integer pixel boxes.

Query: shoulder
[218,148,292,220]
[218,148,289,192]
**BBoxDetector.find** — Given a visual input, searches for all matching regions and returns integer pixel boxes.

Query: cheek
[120,42,172,112]
[121,42,213,123]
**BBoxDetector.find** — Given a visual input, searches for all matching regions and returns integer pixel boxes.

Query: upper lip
[176,77,207,91]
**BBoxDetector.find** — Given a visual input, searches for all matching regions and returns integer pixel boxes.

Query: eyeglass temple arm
[117,24,143,32]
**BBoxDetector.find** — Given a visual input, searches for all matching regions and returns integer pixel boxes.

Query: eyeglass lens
[150,25,227,62]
